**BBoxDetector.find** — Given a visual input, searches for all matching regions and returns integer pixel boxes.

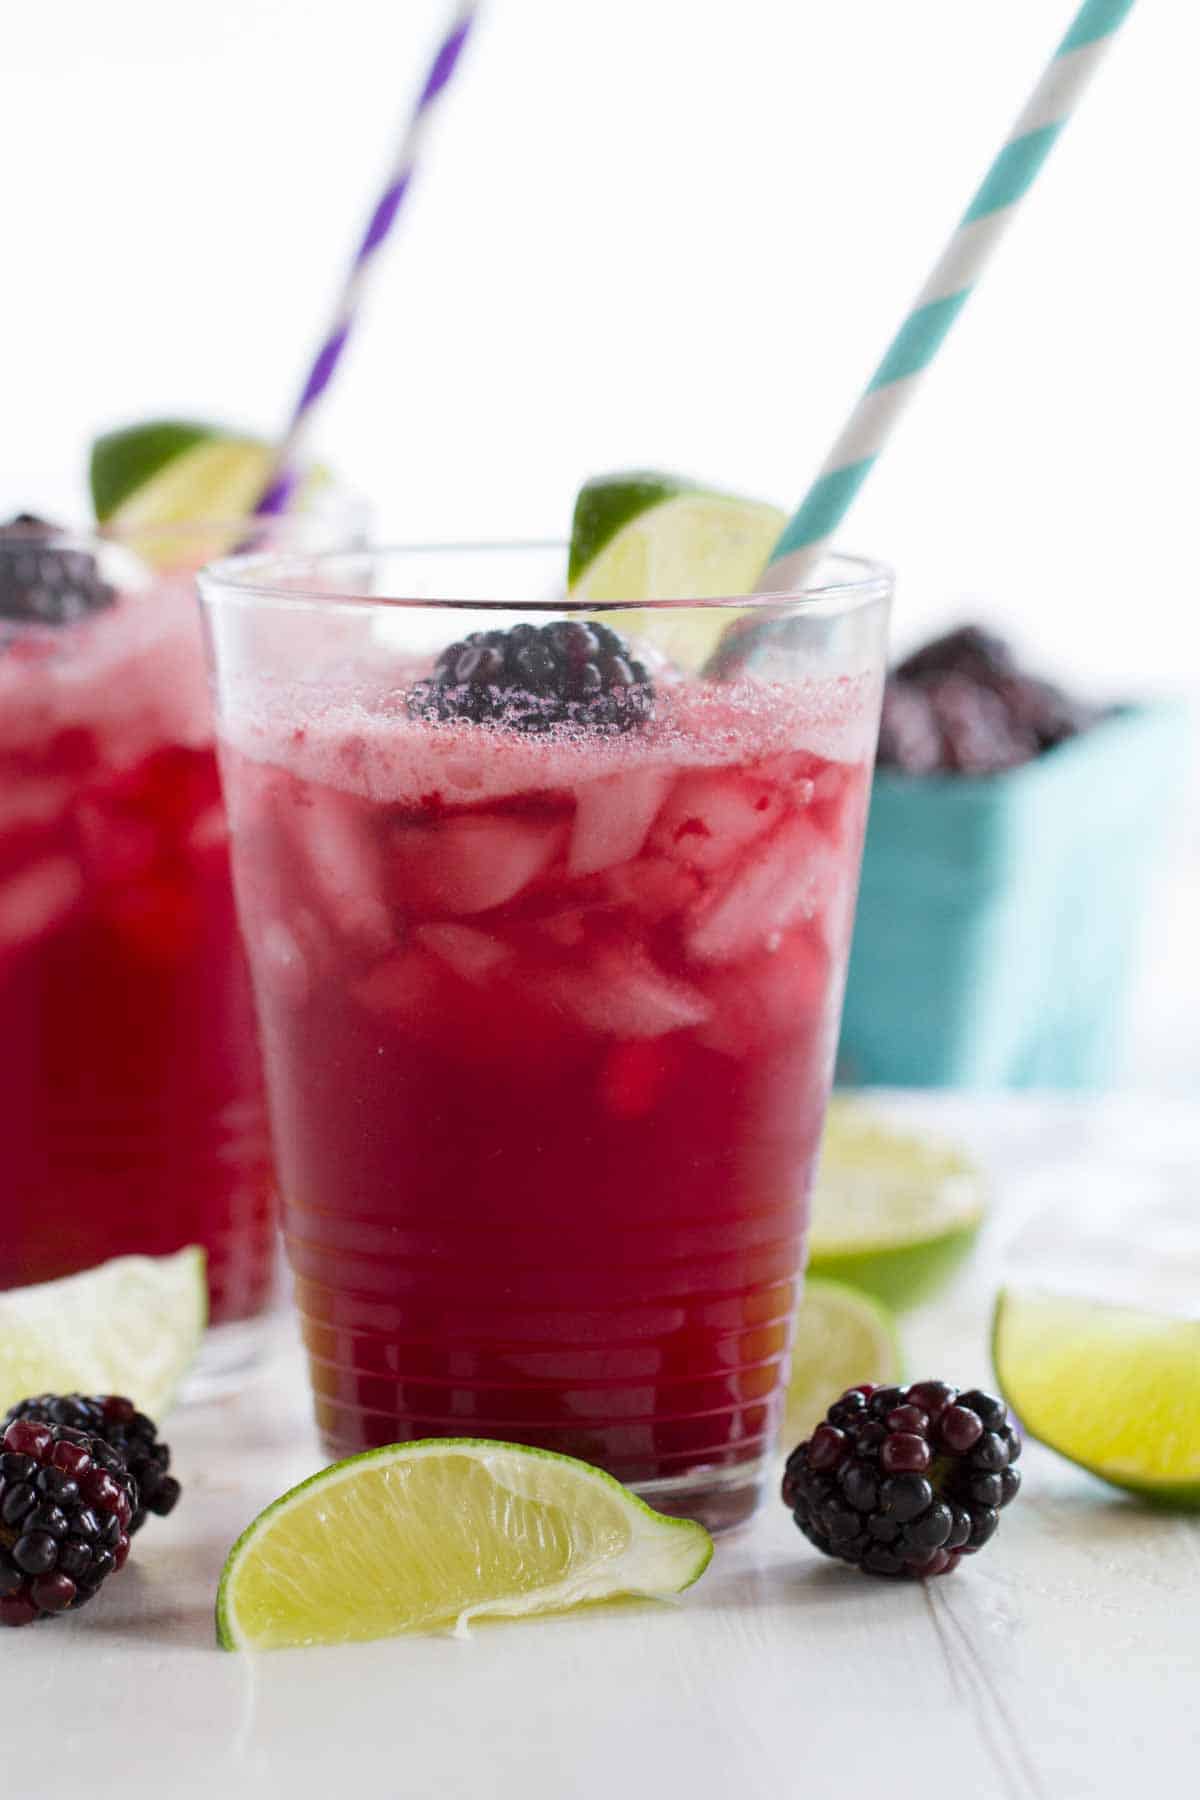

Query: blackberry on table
[406,618,655,735]
[0,1416,137,1625]
[4,1394,180,1535]
[782,1381,1022,1580]
[0,515,115,627]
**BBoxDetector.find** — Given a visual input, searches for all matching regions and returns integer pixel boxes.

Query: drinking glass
[200,543,889,1522]
[0,500,364,1389]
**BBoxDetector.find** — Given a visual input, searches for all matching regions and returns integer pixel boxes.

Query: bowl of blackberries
[837,626,1189,1089]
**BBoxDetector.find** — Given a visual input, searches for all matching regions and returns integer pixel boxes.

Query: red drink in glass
[202,545,888,1524]
[0,532,274,1368]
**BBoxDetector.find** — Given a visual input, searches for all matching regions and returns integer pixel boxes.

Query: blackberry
[406,619,655,736]
[991,675,1100,752]
[875,679,943,775]
[782,1381,1022,1580]
[896,625,1017,688]
[0,1416,136,1625]
[921,672,1038,774]
[0,515,115,627]
[4,1395,180,1534]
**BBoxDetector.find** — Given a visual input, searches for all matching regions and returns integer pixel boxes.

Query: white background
[3,0,1197,1084]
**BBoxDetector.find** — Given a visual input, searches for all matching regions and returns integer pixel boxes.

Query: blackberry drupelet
[0,1416,137,1625]
[4,1395,180,1534]
[782,1380,1022,1580]
[406,619,655,735]
[0,514,116,627]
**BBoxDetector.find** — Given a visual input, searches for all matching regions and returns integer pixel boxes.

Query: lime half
[784,1276,901,1443]
[0,1248,207,1420]
[568,471,786,670]
[217,1438,713,1650]
[807,1099,987,1311]
[993,1287,1200,1508]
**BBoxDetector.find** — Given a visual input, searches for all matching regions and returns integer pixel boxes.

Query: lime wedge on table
[0,1248,206,1420]
[217,1439,713,1650]
[807,1099,987,1311]
[993,1288,1200,1508]
[568,471,786,668]
[784,1277,901,1442]
[90,420,275,531]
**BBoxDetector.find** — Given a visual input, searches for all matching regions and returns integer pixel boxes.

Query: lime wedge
[807,1099,987,1311]
[993,1288,1200,1507]
[0,1248,207,1420]
[90,420,274,529]
[567,471,786,670]
[217,1438,713,1650]
[783,1276,901,1443]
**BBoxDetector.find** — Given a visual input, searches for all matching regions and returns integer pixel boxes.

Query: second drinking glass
[200,544,889,1526]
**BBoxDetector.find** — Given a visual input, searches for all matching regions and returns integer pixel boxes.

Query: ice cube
[694,933,830,1057]
[352,949,441,1022]
[652,769,787,872]
[0,857,83,949]
[75,802,159,887]
[605,855,702,922]
[540,948,710,1040]
[0,778,73,837]
[187,804,229,854]
[257,914,323,1009]
[290,785,394,952]
[389,813,564,917]
[567,768,671,878]
[415,922,511,983]
[685,815,836,965]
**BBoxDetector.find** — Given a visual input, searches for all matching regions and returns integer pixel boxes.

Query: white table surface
[8,1093,1199,1800]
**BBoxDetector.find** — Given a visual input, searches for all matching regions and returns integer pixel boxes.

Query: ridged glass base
[631,1457,768,1534]
[181,1314,277,1402]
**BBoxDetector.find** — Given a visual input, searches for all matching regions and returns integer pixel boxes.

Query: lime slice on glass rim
[806,1099,987,1311]
[567,471,786,670]
[89,419,329,568]
[217,1438,713,1651]
[90,421,275,528]
[0,1247,207,1421]
[993,1287,1200,1508]
[783,1276,901,1443]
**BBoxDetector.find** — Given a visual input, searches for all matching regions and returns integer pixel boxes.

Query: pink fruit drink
[0,531,274,1326]
[215,581,882,1526]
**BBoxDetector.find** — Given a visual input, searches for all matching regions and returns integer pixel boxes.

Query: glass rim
[199,540,892,617]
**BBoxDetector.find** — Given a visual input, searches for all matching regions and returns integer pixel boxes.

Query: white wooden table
[9,1094,1198,1800]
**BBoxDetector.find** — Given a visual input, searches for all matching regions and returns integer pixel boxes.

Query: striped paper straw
[253,1,479,519]
[757,0,1137,596]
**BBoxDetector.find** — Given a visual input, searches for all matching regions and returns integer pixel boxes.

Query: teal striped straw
[756,0,1138,599]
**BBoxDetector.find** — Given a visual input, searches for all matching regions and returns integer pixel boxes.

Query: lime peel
[90,420,219,522]
[807,1099,987,1310]
[566,472,788,679]
[217,1437,713,1651]
[993,1287,1200,1508]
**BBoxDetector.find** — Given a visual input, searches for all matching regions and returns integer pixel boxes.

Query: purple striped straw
[252,1,480,519]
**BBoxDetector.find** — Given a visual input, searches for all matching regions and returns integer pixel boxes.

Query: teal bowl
[837,702,1192,1089]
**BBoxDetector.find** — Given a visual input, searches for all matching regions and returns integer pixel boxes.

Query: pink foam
[0,576,211,771]
[222,671,877,813]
